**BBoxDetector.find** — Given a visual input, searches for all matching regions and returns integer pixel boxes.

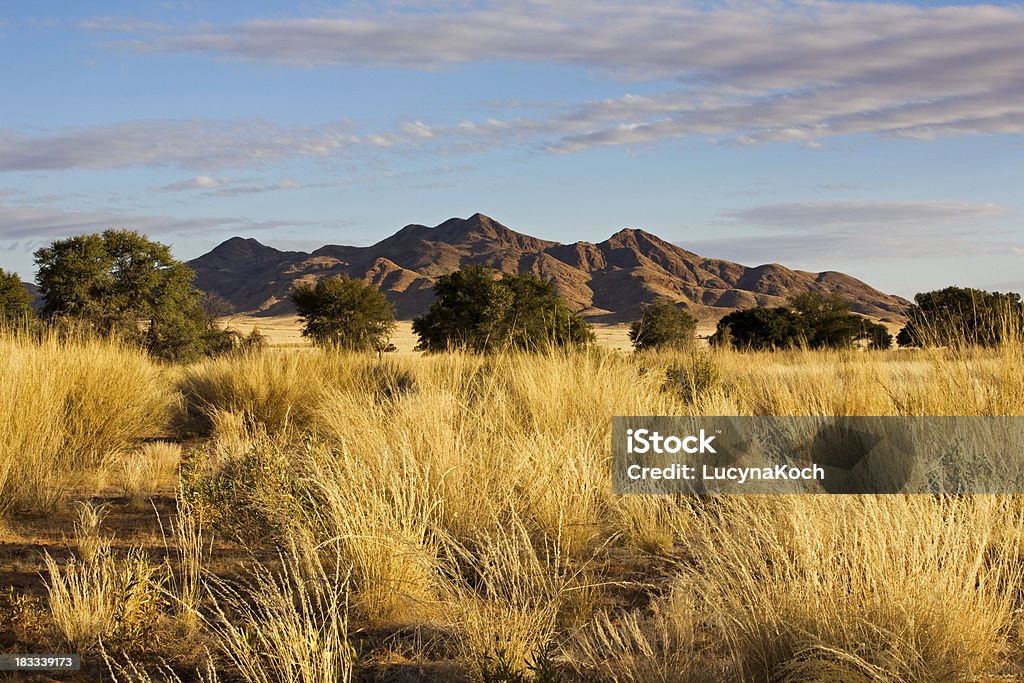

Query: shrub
[628,301,696,351]
[712,293,885,351]
[292,275,395,351]
[0,268,33,324]
[711,306,803,350]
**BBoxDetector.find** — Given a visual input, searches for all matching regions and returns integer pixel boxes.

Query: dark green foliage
[861,321,893,350]
[897,286,1024,348]
[477,642,563,683]
[33,229,218,361]
[0,268,33,324]
[711,292,886,351]
[291,275,396,351]
[413,265,594,352]
[628,301,697,351]
[711,306,803,350]
[789,292,862,349]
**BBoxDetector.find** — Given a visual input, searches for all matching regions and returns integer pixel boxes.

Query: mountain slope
[187,213,909,322]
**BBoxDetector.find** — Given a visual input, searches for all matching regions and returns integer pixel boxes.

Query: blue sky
[2,0,1023,298]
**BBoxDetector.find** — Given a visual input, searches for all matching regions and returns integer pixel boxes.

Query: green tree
[710,306,803,350]
[789,292,862,349]
[0,268,34,324]
[897,286,1024,348]
[628,301,697,351]
[413,265,593,352]
[34,229,216,361]
[861,321,893,350]
[291,275,395,351]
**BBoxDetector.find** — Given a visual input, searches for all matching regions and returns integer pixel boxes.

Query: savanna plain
[3,323,1024,682]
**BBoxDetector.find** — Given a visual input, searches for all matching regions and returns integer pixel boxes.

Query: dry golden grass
[0,330,173,516]
[121,441,183,507]
[9,329,1024,680]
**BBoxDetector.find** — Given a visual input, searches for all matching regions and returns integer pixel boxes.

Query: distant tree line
[5,227,1023,359]
[709,292,892,351]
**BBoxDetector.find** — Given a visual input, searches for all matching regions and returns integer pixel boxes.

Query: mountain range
[188,213,909,322]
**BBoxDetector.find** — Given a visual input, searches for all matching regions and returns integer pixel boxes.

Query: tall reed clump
[0,330,173,515]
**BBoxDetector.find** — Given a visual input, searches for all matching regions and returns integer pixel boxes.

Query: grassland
[3,325,1024,681]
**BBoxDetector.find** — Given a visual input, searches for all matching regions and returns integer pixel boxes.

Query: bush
[0,268,33,324]
[897,286,1024,348]
[413,266,593,352]
[628,301,696,351]
[292,275,395,351]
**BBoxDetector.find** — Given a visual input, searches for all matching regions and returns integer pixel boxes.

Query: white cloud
[160,175,232,191]
[78,16,168,33]
[0,119,367,171]
[686,200,1015,264]
[0,202,304,241]
[33,1,1024,162]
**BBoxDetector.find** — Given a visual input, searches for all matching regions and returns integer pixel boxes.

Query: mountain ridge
[188,213,910,322]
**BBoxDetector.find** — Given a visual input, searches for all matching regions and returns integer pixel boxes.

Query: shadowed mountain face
[188,213,909,322]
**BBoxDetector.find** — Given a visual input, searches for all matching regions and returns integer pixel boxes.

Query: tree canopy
[710,292,887,350]
[629,301,697,351]
[0,268,34,325]
[34,229,224,360]
[412,265,594,352]
[291,275,396,351]
[897,286,1024,348]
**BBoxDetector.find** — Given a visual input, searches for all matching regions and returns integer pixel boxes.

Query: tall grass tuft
[0,330,172,515]
[205,548,355,683]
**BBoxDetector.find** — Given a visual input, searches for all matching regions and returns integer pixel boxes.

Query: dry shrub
[0,330,172,515]
[162,492,210,639]
[176,350,417,436]
[302,444,442,623]
[73,500,111,564]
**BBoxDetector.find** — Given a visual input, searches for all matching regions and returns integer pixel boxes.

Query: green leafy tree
[861,321,894,350]
[0,268,34,324]
[897,286,1024,348]
[291,275,395,351]
[34,229,216,361]
[789,292,862,349]
[413,265,593,352]
[629,301,697,351]
[710,306,803,350]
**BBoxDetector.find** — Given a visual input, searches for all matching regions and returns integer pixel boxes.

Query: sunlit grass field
[3,327,1024,681]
